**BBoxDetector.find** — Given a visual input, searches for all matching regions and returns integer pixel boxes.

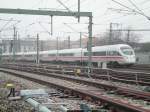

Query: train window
[59,53,74,56]
[107,51,121,56]
[25,55,32,57]
[122,50,133,55]
[93,51,106,56]
[48,54,56,56]
[121,47,133,55]
[84,52,106,56]
[84,52,88,56]
[15,55,21,57]
[84,52,93,56]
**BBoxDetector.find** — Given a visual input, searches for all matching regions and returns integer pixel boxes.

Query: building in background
[1,38,37,53]
[0,37,90,53]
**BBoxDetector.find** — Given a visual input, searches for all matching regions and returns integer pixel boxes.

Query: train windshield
[120,47,134,55]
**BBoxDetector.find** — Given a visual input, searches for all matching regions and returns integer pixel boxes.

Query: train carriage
[2,44,136,66]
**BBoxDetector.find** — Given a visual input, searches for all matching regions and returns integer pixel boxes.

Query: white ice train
[2,44,136,66]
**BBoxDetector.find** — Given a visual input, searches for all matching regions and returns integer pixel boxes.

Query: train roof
[2,53,12,55]
[23,51,36,55]
[92,44,132,51]
[59,48,83,53]
[40,50,57,54]
[2,44,132,55]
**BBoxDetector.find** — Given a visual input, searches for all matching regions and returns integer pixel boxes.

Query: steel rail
[0,64,150,101]
[0,68,149,112]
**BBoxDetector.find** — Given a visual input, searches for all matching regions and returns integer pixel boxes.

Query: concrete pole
[56,37,59,62]
[16,31,18,53]
[36,34,39,64]
[78,0,80,22]
[13,26,16,62]
[127,30,130,44]
[80,32,82,48]
[109,23,112,45]
[87,16,93,76]
[18,34,21,52]
[50,16,53,35]
[68,36,70,49]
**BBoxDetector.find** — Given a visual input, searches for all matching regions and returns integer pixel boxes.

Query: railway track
[0,63,150,112]
[14,61,150,71]
[2,63,150,86]
[2,63,150,100]
[130,64,150,71]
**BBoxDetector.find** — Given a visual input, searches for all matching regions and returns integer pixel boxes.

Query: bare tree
[94,30,141,46]
[122,31,141,43]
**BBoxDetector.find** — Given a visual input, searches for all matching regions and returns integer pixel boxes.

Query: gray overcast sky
[0,0,150,42]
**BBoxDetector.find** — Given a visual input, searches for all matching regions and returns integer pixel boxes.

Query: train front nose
[126,55,136,63]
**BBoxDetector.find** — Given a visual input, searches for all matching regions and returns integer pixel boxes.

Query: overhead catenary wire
[8,20,21,28]
[111,0,150,20]
[108,8,137,15]
[64,22,111,27]
[0,18,13,32]
[111,0,142,14]
[140,0,150,5]
[55,0,70,9]
[63,22,89,25]
[63,23,80,33]
[38,22,51,35]
[127,0,145,15]
[94,3,129,23]
[56,0,71,12]
[63,23,88,37]
[0,18,20,22]
[0,18,21,31]
[95,14,128,24]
